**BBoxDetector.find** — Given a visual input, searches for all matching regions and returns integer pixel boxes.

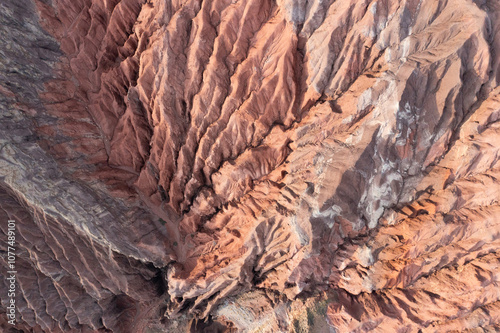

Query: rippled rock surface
[1,0,500,331]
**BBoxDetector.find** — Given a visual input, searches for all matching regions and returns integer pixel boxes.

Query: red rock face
[1,0,500,331]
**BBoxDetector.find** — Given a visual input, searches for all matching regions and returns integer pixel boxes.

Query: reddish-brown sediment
[1,0,500,331]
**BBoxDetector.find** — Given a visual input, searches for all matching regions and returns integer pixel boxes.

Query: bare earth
[1,0,500,331]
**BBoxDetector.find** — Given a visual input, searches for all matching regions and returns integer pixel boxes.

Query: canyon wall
[1,0,500,331]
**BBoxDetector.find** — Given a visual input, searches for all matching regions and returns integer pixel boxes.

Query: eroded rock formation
[1,0,500,331]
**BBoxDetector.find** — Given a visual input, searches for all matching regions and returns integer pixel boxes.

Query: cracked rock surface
[1,0,500,331]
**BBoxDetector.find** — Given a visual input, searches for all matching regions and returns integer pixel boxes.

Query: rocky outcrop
[1,0,499,331]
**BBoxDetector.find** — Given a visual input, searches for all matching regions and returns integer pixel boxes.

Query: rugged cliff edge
[1,0,500,331]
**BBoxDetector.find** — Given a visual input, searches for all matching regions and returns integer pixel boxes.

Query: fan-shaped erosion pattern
[1,0,500,331]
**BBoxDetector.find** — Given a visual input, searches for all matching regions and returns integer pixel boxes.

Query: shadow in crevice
[303,35,493,327]
[189,316,237,333]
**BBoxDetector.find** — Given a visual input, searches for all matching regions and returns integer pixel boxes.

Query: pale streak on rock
[1,0,500,331]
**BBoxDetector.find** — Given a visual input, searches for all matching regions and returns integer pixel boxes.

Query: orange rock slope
[1,0,500,331]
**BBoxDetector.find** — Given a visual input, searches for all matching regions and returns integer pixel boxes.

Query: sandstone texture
[1,0,500,331]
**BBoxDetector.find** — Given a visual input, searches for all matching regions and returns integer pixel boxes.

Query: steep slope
[1,0,499,331]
